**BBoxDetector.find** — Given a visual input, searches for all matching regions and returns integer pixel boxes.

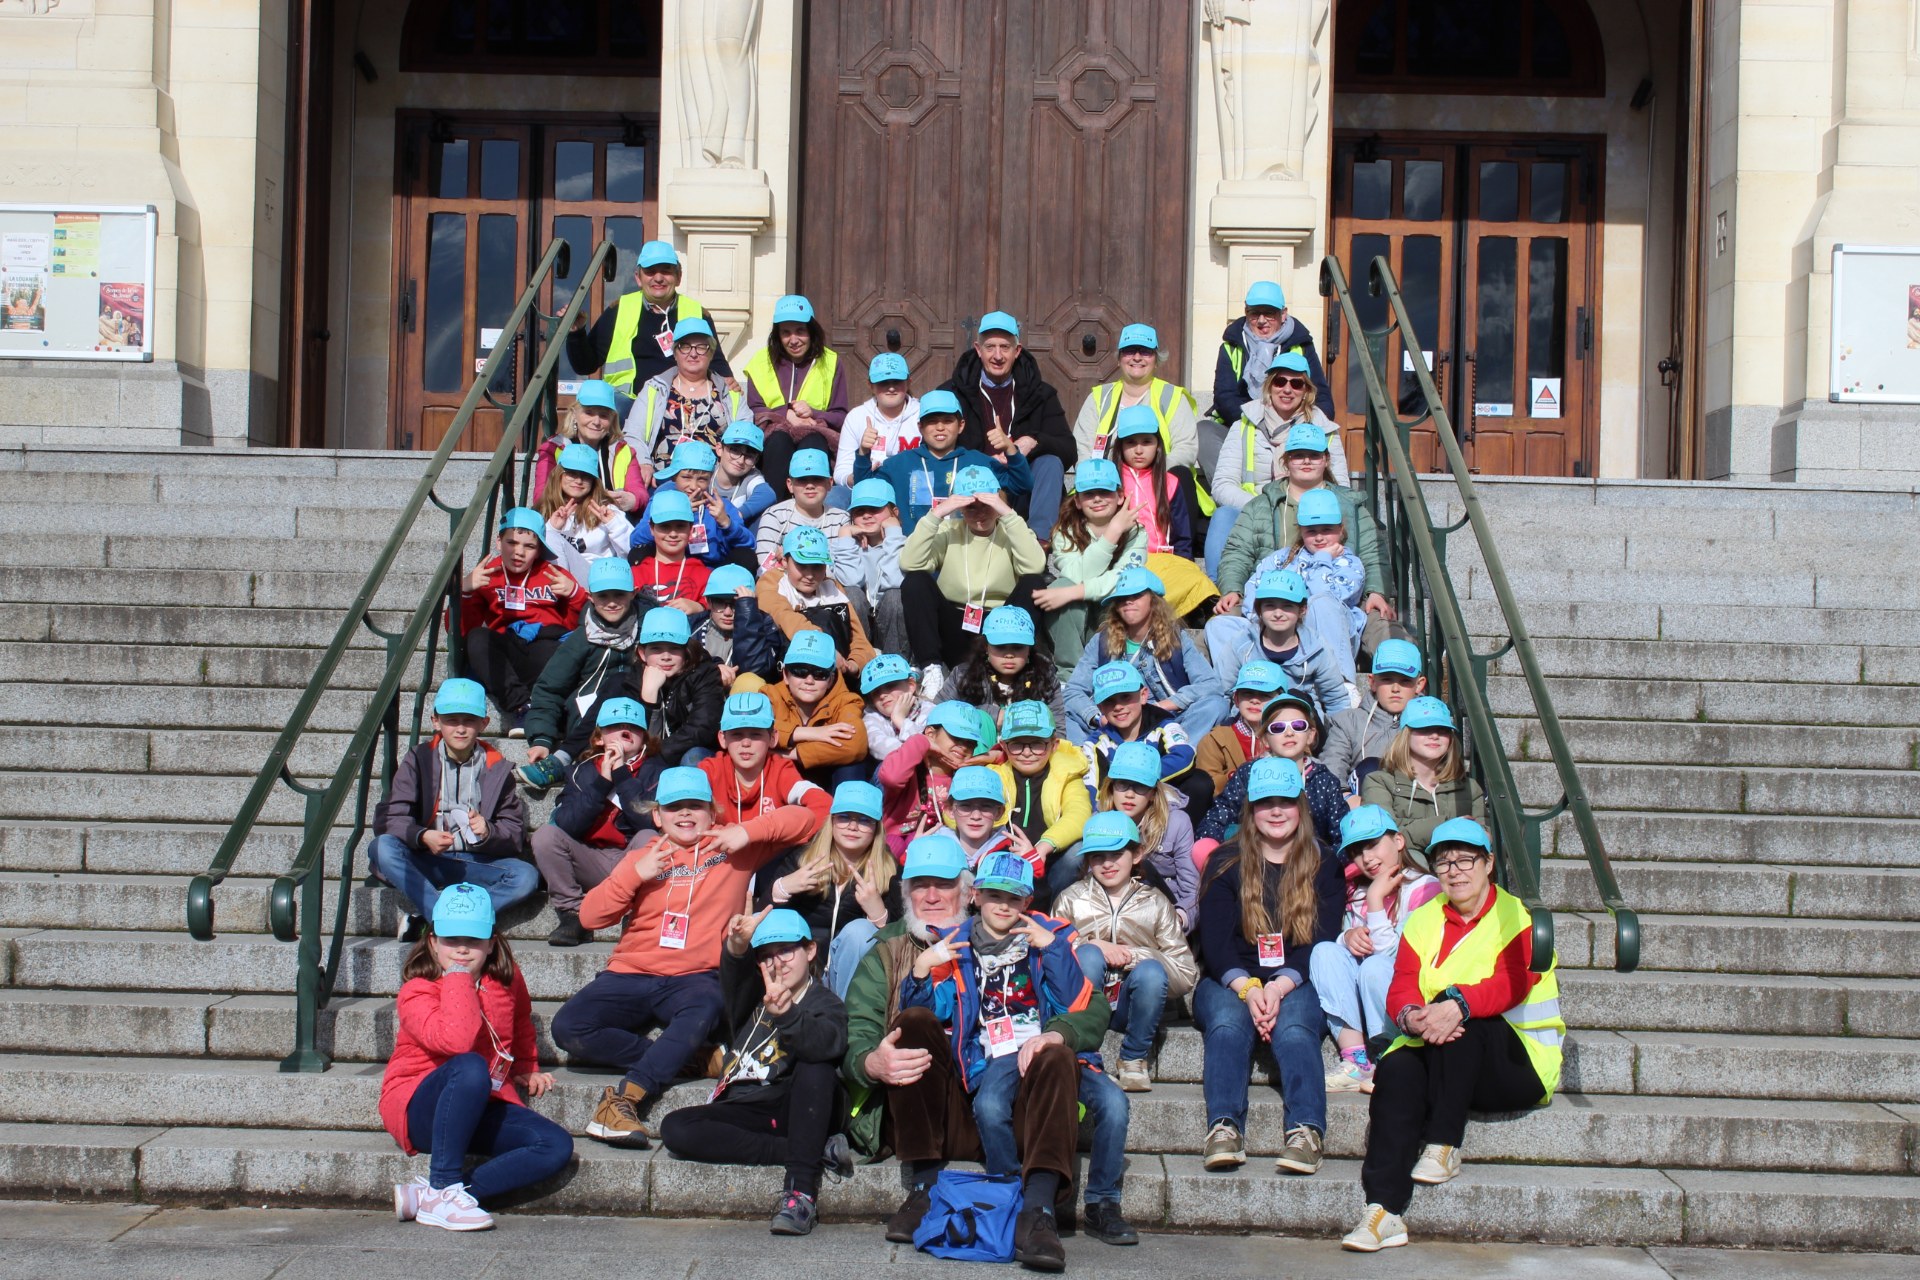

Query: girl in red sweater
[379,884,572,1231]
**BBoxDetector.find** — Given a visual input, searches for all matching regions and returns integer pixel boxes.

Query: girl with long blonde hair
[754,780,900,996]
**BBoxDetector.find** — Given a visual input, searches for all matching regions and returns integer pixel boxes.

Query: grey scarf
[585,606,638,651]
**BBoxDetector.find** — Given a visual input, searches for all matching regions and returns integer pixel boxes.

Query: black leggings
[901,571,1050,669]
[659,1059,845,1196]
[464,626,565,714]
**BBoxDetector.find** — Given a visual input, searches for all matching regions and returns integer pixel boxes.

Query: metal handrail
[186,236,619,1069]
[1320,253,1639,974]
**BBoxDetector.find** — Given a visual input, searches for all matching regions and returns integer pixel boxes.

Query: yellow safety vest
[1385,886,1563,1102]
[1222,336,1310,384]
[742,346,840,412]
[1090,378,1214,516]
[603,293,707,390]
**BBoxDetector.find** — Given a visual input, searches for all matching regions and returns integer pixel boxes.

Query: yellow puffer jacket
[987,741,1092,856]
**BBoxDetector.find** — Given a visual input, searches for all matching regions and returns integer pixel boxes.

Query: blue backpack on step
[911,1169,1024,1263]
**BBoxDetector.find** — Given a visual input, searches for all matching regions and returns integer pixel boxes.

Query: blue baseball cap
[772,294,815,325]
[1429,816,1492,855]
[575,379,617,411]
[498,507,546,539]
[978,311,1020,339]
[1247,756,1305,801]
[702,563,754,598]
[720,691,776,731]
[658,440,718,478]
[975,850,1034,896]
[919,389,963,418]
[1245,280,1287,310]
[1114,405,1160,440]
[1073,458,1120,492]
[953,465,1000,497]
[637,240,679,270]
[1339,804,1400,853]
[1091,661,1145,703]
[1081,810,1141,854]
[1401,696,1456,732]
[849,477,898,511]
[950,765,1005,807]
[656,766,714,808]
[1283,421,1330,454]
[672,317,716,344]
[431,882,495,941]
[784,630,838,670]
[1103,566,1165,603]
[648,489,696,525]
[588,558,636,594]
[782,525,833,565]
[596,697,646,729]
[721,420,765,451]
[1105,741,1162,789]
[868,352,910,383]
[432,678,488,719]
[981,605,1035,647]
[1274,350,1311,375]
[787,448,832,481]
[832,780,885,821]
[1253,570,1310,604]
[927,700,983,741]
[751,907,813,949]
[1371,639,1424,679]
[640,606,691,646]
[902,832,967,880]
[1001,699,1054,741]
[1117,323,1158,352]
[1232,660,1289,695]
[860,652,915,695]
[1296,488,1344,528]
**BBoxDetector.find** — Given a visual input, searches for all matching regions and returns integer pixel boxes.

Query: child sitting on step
[628,489,713,612]
[1320,639,1426,795]
[538,442,635,584]
[756,448,849,572]
[875,699,993,861]
[1097,741,1198,930]
[766,629,870,789]
[755,525,878,679]
[459,507,583,734]
[528,697,656,948]
[636,441,757,574]
[691,563,783,691]
[1359,697,1487,866]
[858,652,932,760]
[1193,660,1290,798]
[517,557,640,794]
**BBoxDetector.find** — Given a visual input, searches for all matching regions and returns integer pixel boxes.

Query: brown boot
[585,1080,655,1147]
[884,1185,932,1244]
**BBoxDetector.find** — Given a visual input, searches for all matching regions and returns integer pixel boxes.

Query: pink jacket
[532,435,649,510]
[379,968,538,1154]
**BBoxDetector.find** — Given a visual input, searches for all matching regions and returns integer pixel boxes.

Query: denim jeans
[403,1052,574,1199]
[1078,946,1172,1062]
[1077,1059,1130,1206]
[1204,501,1247,583]
[1193,975,1329,1135]
[368,834,541,920]
[970,1047,1127,1206]
[1025,454,1065,544]
[1300,596,1360,690]
[1309,939,1398,1039]
[1202,613,1352,719]
[824,917,882,998]
[549,969,725,1095]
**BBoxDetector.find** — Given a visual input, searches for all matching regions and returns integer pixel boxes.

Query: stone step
[1556,810,1920,869]
[1489,672,1920,726]
[0,683,384,734]
[0,500,449,541]
[1584,913,1920,977]
[1477,567,1904,611]
[4,604,408,650]
[1,444,492,484]
[0,567,438,614]
[1504,717,1919,771]
[0,470,479,513]
[1486,636,1883,685]
[0,821,311,876]
[1460,597,1920,651]
[0,641,432,694]
[1538,860,1920,921]
[1436,476,1920,515]
[0,533,461,575]
[0,775,313,827]
[1514,761,1920,819]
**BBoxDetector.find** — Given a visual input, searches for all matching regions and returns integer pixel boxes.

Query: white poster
[1474,402,1514,417]
[1530,377,1562,419]
[2,233,49,270]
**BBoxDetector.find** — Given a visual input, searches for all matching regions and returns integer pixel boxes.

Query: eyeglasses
[785,665,833,681]
[1433,853,1489,873]
[677,341,712,355]
[1266,718,1311,734]
[831,813,877,825]
[1271,376,1312,391]
[1004,738,1051,752]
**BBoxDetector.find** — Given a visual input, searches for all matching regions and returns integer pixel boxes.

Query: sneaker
[1341,1202,1408,1252]
[1117,1059,1152,1092]
[393,1174,428,1221]
[1012,1205,1066,1271]
[584,1080,655,1147]
[1202,1120,1245,1171]
[397,914,425,943]
[506,710,527,739]
[769,1189,817,1236]
[1411,1143,1461,1185]
[1274,1124,1323,1175]
[1082,1200,1139,1246]
[517,754,565,791]
[918,664,946,703]
[1325,1058,1375,1093]
[415,1181,494,1231]
[884,1185,932,1244]
[546,909,590,947]
[822,1133,855,1183]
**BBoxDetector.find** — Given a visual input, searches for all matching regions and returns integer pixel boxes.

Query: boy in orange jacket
[766,629,870,788]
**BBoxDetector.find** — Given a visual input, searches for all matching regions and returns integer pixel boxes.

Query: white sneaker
[393,1173,429,1221]
[919,664,946,703]
[1410,1143,1462,1184]
[415,1181,495,1231]
[1341,1203,1408,1251]
[1325,1059,1375,1093]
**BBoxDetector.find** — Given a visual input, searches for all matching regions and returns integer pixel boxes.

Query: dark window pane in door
[610,2,655,57]
[1474,237,1518,407]
[1527,237,1568,383]
[526,0,593,52]
[550,215,595,383]
[431,0,478,55]
[606,216,649,299]
[480,140,519,201]
[1479,161,1518,222]
[1351,160,1391,221]
[1530,163,1566,223]
[554,141,595,202]
[1398,235,1443,414]
[486,0,511,44]
[423,213,468,393]
[1402,160,1443,221]
[1346,233,1391,412]
[477,214,519,394]
[606,144,648,203]
[434,139,470,200]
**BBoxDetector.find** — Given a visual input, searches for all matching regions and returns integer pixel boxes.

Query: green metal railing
[1321,253,1639,974]
[186,236,619,1070]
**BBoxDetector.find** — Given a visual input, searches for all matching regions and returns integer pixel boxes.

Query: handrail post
[281,786,331,1073]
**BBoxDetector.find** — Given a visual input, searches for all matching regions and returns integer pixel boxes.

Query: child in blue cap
[1244,486,1368,700]
[1032,456,1149,666]
[519,558,641,793]
[766,629,870,789]
[459,508,584,734]
[853,388,1031,535]
[875,699,994,862]
[371,679,536,942]
[1359,697,1486,863]
[628,488,713,610]
[1321,638,1427,792]
[755,447,850,571]
[756,525,877,675]
[1063,566,1231,757]
[691,562,784,691]
[858,652,931,760]
[836,476,911,657]
[753,779,901,997]
[1203,568,1352,720]
[1198,688,1348,855]
[531,696,657,947]
[631,440,756,574]
[714,419,777,529]
[945,603,1067,734]
[899,465,1049,684]
[536,441,635,586]
[835,351,922,484]
[532,379,647,515]
[627,605,725,778]
[1072,656,1211,816]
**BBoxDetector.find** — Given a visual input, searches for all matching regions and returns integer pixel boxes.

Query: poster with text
[96,282,143,352]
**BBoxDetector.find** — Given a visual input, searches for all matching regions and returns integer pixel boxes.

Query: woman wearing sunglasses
[1195,688,1349,859]
[1203,353,1350,581]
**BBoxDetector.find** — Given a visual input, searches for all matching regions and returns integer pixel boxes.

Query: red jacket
[697,753,830,835]
[379,968,538,1154]
[460,559,584,636]
[1386,885,1538,1023]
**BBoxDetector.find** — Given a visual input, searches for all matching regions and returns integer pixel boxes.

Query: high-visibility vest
[1385,886,1563,1103]
[603,293,707,390]
[742,346,840,411]
[1222,336,1311,385]
[1089,378,1214,516]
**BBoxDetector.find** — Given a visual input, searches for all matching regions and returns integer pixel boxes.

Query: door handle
[400,280,417,334]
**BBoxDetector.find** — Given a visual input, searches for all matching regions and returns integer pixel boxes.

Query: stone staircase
[0,445,1914,1251]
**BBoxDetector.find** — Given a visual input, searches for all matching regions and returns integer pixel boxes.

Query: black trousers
[757,429,834,502]
[1168,765,1213,816]
[1361,1017,1545,1214]
[658,1059,845,1196]
[464,626,564,714]
[901,571,1049,669]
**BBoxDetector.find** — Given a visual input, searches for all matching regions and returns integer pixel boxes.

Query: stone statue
[1203,0,1253,182]
[677,0,763,169]
[1204,0,1328,184]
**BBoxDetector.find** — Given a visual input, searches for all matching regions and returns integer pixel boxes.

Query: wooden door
[796,0,1191,411]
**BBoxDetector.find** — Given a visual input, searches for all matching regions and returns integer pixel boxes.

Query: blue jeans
[1193,975,1328,1135]
[1301,596,1360,690]
[971,1049,1129,1207]
[1309,940,1397,1039]
[549,969,725,1095]
[1078,948,1172,1062]
[1204,502,1247,583]
[404,1052,574,1199]
[824,917,881,998]
[1025,454,1065,543]
[1202,614,1352,719]
[1078,1060,1130,1206]
[368,834,541,920]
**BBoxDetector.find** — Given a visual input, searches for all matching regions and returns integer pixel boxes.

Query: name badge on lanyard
[659,910,691,949]
[688,518,710,556]
[489,1047,515,1091]
[1256,932,1286,967]
[962,603,985,633]
[984,1015,1018,1057]
[654,326,675,356]
[1092,432,1110,456]
[501,584,529,612]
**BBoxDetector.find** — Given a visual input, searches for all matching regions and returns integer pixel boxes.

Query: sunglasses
[1434,853,1489,873]
[1266,718,1311,734]
[1271,376,1312,391]
[785,665,833,681]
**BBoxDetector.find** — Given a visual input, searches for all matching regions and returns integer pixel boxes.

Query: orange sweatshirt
[767,678,870,770]
[579,824,793,976]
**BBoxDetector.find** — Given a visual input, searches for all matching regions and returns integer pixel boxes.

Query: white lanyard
[783,358,813,405]
[646,553,690,601]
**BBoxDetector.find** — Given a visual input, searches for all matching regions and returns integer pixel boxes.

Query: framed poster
[0,203,156,362]
[1829,243,1920,403]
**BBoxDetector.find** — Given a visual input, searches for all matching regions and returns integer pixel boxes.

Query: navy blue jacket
[1211,315,1335,422]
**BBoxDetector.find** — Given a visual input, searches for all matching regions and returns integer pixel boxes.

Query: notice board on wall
[0,204,156,362]
[1829,243,1920,403]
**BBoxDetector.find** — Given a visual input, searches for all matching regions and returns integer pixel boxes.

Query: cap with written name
[1371,639,1423,679]
[588,558,636,594]
[432,883,495,940]
[1283,421,1330,454]
[1001,699,1054,741]
[782,524,833,565]
[981,606,1035,647]
[953,465,1001,497]
[927,700,984,741]
[1117,323,1159,352]
[1247,756,1305,801]
[1253,570,1310,604]
[1081,810,1142,854]
[1073,458,1120,492]
[975,850,1035,896]
[1233,660,1289,695]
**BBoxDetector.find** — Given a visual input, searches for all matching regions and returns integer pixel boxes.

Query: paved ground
[0,1201,1910,1279]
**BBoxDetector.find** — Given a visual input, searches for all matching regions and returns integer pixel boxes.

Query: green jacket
[842,919,921,1090]
[1360,768,1487,865]
[522,625,637,751]
[1218,479,1386,601]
